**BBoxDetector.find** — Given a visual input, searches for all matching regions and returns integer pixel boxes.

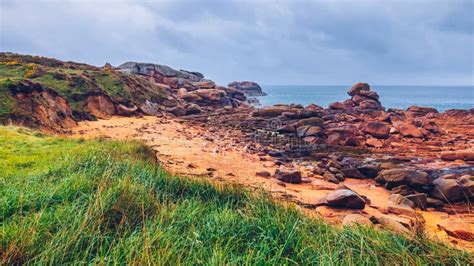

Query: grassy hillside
[0,53,170,126]
[0,126,471,264]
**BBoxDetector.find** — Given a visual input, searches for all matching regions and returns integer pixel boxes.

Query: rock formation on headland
[0,53,252,128]
[118,62,204,84]
[228,81,267,96]
[117,61,250,116]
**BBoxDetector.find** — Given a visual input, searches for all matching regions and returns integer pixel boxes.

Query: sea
[254,85,474,112]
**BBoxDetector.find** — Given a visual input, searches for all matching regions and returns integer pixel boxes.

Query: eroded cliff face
[4,81,76,129]
[0,54,178,129]
[3,81,133,129]
[228,81,267,96]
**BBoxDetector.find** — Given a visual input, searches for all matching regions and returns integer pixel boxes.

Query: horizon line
[261,84,474,87]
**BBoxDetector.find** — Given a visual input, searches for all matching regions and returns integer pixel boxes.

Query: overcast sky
[1,0,473,85]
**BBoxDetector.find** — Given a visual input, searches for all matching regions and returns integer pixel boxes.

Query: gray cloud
[1,0,472,85]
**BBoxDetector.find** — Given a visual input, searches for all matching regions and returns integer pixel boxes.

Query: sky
[0,0,473,85]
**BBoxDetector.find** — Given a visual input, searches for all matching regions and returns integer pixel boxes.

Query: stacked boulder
[250,82,451,150]
[347,82,383,111]
[323,83,386,147]
[330,82,383,111]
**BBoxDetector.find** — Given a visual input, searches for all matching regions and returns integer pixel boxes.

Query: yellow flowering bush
[1,60,20,66]
[24,63,39,78]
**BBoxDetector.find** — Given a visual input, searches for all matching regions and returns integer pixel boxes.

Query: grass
[0,126,472,264]
[0,63,26,81]
[95,72,132,100]
[32,72,72,94]
[0,86,16,117]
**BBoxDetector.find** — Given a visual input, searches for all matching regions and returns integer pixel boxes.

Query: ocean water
[255,85,474,112]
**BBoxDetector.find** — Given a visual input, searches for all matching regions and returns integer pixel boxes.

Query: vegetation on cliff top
[0,53,169,123]
[1,126,471,264]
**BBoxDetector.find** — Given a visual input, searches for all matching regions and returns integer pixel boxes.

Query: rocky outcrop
[247,82,450,149]
[228,81,267,96]
[118,62,203,86]
[177,88,242,110]
[118,62,249,114]
[180,69,204,79]
[137,80,472,245]
[201,83,473,215]
[118,61,249,114]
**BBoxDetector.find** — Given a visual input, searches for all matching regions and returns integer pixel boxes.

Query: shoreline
[68,114,474,251]
[254,85,474,112]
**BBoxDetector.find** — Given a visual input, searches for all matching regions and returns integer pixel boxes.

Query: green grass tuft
[0,63,26,81]
[94,72,131,100]
[32,72,71,93]
[0,126,471,264]
[0,87,16,117]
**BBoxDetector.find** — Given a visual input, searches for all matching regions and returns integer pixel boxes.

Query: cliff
[0,53,254,130]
